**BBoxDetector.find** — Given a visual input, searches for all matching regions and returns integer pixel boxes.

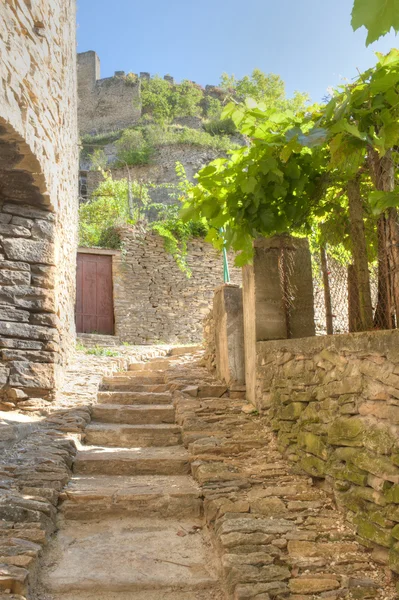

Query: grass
[75,341,120,357]
[86,346,120,357]
[145,124,238,153]
[81,129,125,147]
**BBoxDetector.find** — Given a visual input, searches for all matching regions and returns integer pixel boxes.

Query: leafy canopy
[352,0,399,45]
[182,49,399,265]
[220,69,310,112]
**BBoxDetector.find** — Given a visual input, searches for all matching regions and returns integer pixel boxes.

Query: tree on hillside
[220,69,310,112]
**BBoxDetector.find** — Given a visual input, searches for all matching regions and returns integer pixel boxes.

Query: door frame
[76,247,120,335]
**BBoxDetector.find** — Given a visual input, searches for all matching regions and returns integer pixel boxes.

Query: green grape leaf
[352,0,399,46]
[369,190,399,214]
[240,177,257,194]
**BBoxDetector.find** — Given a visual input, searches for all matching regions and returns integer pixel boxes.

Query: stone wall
[255,329,399,573]
[78,51,141,135]
[112,226,241,344]
[0,0,78,409]
[86,144,219,202]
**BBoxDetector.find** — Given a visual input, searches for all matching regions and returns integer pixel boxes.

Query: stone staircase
[38,354,223,600]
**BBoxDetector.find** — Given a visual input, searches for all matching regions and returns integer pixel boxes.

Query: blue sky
[76,0,398,103]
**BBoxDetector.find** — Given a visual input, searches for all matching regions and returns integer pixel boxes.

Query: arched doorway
[0,119,60,411]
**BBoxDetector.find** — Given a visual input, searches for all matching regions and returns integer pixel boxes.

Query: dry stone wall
[112,226,242,344]
[255,329,399,574]
[0,0,78,409]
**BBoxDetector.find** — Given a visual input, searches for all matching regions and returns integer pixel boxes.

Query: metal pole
[220,228,230,283]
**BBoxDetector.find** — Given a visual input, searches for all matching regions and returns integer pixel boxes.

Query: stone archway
[0,120,60,411]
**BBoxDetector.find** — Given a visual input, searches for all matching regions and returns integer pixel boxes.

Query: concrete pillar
[243,236,315,404]
[213,284,245,386]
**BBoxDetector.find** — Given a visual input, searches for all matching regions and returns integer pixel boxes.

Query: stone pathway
[36,354,223,600]
[29,349,399,600]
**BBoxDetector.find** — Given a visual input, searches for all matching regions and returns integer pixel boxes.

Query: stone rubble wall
[255,329,399,574]
[85,144,219,201]
[112,226,242,344]
[0,0,78,409]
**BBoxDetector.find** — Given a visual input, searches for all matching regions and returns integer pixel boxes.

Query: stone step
[49,591,223,600]
[104,371,165,385]
[92,404,175,425]
[169,345,201,356]
[41,518,220,596]
[74,446,191,476]
[60,475,202,519]
[120,369,166,379]
[97,390,172,405]
[129,360,177,372]
[85,423,182,447]
[77,333,120,348]
[101,379,170,392]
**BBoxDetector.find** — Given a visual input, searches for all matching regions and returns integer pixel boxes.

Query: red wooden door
[75,253,114,335]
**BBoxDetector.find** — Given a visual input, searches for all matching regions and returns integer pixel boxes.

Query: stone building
[0,0,78,409]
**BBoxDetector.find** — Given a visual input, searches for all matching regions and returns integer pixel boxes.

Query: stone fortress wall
[78,51,142,135]
[78,52,232,205]
[77,50,222,136]
[0,0,78,410]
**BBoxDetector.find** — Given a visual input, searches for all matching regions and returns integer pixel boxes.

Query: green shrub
[115,129,153,166]
[88,148,108,171]
[203,117,237,136]
[205,96,223,120]
[141,76,203,124]
[79,172,149,249]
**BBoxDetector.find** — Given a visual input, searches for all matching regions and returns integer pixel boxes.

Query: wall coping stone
[257,328,399,361]
[77,247,121,256]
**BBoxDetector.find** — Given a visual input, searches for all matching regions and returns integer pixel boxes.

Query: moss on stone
[386,504,399,522]
[299,403,321,425]
[298,431,329,460]
[300,454,326,478]
[389,545,399,574]
[391,524,399,540]
[327,417,365,447]
[352,451,399,483]
[363,425,395,455]
[280,402,305,421]
[353,515,393,548]
[326,460,368,486]
[385,484,399,504]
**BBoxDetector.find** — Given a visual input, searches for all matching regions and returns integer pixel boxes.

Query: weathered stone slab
[2,239,55,265]
[8,362,56,390]
[2,203,54,220]
[0,322,58,342]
